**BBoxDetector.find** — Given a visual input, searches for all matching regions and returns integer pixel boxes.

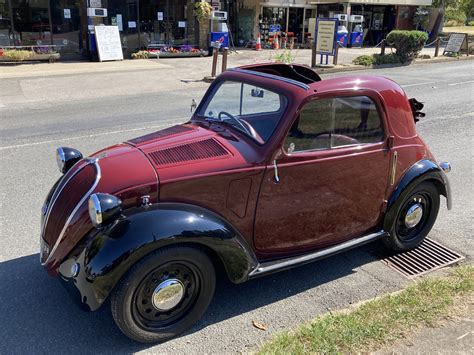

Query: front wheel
[384,182,440,252]
[111,246,216,343]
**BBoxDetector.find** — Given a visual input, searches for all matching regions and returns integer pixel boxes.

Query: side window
[284,99,334,152]
[332,97,384,147]
[284,96,384,153]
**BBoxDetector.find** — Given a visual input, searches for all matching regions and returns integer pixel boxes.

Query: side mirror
[190,99,197,113]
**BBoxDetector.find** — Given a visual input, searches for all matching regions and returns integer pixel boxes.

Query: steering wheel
[218,111,253,137]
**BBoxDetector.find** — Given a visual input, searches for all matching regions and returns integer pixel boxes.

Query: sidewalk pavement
[0,45,456,80]
[378,301,474,354]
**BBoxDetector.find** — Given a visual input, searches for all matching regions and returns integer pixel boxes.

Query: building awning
[260,2,318,8]
[309,0,432,5]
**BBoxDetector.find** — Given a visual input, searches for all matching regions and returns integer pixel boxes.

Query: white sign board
[94,25,124,62]
[128,21,136,28]
[157,12,163,21]
[316,19,337,55]
[64,9,71,19]
[178,21,186,28]
[444,33,466,53]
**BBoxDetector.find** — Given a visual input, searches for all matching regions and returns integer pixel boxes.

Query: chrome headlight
[88,193,122,228]
[56,147,83,174]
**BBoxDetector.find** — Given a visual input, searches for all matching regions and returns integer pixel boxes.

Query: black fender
[60,202,258,311]
[383,159,451,232]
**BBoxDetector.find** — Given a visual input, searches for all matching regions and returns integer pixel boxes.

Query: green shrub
[468,20,474,26]
[352,55,374,66]
[3,49,32,61]
[386,30,428,62]
[273,50,295,64]
[445,8,467,26]
[373,53,402,65]
[131,50,149,59]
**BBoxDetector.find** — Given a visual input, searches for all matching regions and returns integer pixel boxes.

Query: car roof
[233,64,405,98]
[309,74,405,97]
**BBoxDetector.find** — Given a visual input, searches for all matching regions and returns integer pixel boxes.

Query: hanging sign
[269,24,281,34]
[116,14,123,32]
[315,18,338,55]
[444,33,467,54]
[94,25,124,62]
[88,0,102,7]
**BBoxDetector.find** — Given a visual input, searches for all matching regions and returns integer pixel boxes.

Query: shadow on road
[0,247,378,352]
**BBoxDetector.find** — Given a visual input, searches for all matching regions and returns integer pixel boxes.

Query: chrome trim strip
[41,159,101,266]
[249,231,387,278]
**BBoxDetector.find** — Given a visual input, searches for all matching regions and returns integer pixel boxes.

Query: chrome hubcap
[405,203,423,229]
[151,279,184,311]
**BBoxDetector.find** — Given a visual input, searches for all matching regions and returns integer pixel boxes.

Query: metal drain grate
[381,238,465,278]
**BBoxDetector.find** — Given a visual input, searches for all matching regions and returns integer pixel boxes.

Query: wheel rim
[132,261,201,330]
[396,192,432,242]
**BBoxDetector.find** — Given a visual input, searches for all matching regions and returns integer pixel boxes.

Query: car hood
[126,123,253,183]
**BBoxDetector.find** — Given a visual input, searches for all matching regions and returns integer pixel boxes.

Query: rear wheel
[111,245,216,343]
[384,182,440,252]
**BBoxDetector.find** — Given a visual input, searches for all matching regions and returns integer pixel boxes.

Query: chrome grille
[41,160,97,257]
[147,138,229,166]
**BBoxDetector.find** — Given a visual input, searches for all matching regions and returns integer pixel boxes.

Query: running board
[248,231,388,279]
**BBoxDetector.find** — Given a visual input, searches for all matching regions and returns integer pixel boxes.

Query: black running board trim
[248,231,388,279]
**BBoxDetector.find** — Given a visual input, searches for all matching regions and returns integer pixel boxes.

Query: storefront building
[0,0,211,59]
[1,0,434,59]
[239,0,432,47]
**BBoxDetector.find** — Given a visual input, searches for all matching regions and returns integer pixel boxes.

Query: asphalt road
[0,60,473,353]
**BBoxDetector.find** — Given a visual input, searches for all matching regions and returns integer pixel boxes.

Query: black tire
[110,245,216,343]
[384,181,440,252]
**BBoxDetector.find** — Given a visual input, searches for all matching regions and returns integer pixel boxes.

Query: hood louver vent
[148,138,229,166]
[128,125,193,145]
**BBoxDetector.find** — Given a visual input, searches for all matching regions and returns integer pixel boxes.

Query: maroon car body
[40,63,451,343]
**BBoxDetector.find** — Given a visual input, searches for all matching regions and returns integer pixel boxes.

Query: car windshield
[199,80,287,143]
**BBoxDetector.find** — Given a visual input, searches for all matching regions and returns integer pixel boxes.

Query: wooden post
[221,48,228,72]
[311,40,316,67]
[333,43,339,65]
[381,39,386,56]
[465,34,469,56]
[211,48,219,77]
[434,37,440,57]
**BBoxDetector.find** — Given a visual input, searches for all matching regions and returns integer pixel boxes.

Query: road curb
[313,55,474,74]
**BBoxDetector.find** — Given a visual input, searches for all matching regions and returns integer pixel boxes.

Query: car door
[254,93,391,255]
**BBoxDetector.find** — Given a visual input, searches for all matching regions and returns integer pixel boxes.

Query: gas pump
[349,15,364,48]
[210,11,229,51]
[335,14,348,47]
[86,2,108,60]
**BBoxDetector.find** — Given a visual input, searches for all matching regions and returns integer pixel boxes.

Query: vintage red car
[40,63,451,343]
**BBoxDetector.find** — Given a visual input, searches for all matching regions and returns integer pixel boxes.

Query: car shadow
[0,245,380,353]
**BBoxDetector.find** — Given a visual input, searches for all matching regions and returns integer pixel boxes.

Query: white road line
[0,124,170,150]
[448,80,474,86]
[401,82,436,88]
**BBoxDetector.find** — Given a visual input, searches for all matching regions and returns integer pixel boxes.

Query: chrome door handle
[273,160,280,183]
